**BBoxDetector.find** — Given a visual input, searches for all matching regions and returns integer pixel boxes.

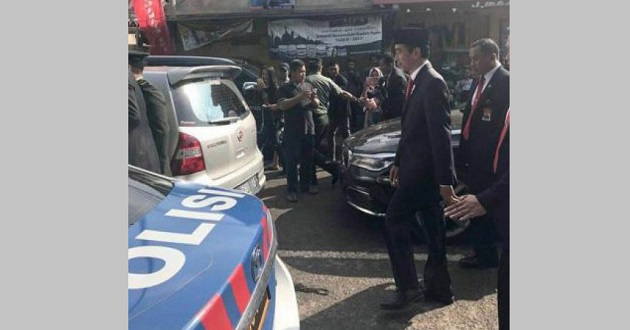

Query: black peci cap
[393,27,430,49]
[128,26,150,57]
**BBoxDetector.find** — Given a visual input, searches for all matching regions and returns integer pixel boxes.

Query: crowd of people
[248,29,510,329]
[128,25,510,329]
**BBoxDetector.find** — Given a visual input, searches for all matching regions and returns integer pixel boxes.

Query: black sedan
[339,118,470,239]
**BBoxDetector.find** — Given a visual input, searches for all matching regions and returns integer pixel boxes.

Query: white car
[143,63,266,195]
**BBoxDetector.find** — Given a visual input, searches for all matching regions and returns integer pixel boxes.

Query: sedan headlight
[349,152,396,172]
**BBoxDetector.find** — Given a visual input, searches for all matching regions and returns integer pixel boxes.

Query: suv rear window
[172,78,248,126]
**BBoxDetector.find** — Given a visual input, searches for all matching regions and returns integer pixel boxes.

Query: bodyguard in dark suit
[457,38,510,269]
[128,69,161,174]
[374,52,407,121]
[445,109,509,328]
[380,28,459,310]
[129,56,178,176]
[446,34,510,330]
[128,28,162,175]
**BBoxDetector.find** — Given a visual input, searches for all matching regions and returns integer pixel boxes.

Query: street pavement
[259,168,500,330]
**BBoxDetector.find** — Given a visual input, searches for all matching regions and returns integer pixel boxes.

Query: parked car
[128,165,300,330]
[146,55,269,160]
[141,61,266,195]
[144,55,261,95]
[339,117,470,239]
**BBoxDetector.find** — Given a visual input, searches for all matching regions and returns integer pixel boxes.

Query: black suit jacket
[394,62,457,188]
[138,78,178,176]
[128,71,161,174]
[459,66,510,192]
[377,67,407,121]
[477,126,509,243]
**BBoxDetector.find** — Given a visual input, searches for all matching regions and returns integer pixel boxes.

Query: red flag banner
[132,0,174,54]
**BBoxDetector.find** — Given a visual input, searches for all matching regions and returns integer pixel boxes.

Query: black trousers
[466,213,499,265]
[327,114,351,161]
[311,114,329,186]
[384,184,453,296]
[498,243,509,330]
[284,134,314,193]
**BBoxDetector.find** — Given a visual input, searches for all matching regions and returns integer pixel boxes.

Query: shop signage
[268,16,382,60]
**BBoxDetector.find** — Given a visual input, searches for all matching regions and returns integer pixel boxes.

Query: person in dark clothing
[325,60,351,162]
[128,69,161,174]
[304,58,359,190]
[445,33,510,330]
[377,52,408,121]
[344,59,365,133]
[456,38,510,270]
[257,66,286,172]
[129,55,178,176]
[128,31,161,174]
[274,59,320,202]
[379,28,458,311]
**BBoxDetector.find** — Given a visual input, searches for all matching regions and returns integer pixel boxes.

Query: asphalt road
[259,168,500,330]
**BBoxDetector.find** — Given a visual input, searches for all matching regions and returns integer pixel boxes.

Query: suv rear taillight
[171,132,206,176]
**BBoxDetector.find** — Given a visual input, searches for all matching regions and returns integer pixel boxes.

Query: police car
[128,165,300,330]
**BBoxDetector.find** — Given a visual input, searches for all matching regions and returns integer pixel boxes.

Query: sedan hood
[343,118,461,154]
[129,181,268,329]
[344,119,402,154]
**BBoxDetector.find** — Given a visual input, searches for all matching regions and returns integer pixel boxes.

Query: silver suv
[142,63,265,195]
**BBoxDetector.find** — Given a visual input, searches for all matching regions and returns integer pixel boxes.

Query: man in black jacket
[129,55,178,176]
[445,33,510,330]
[456,38,510,270]
[375,52,407,121]
[380,27,458,310]
[128,32,161,174]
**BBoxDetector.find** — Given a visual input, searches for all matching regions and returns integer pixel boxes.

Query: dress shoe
[307,185,319,195]
[285,192,297,203]
[423,291,455,306]
[458,256,498,269]
[379,288,424,310]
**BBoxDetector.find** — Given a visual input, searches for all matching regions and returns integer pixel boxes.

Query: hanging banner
[178,20,253,51]
[268,15,382,60]
[132,0,175,54]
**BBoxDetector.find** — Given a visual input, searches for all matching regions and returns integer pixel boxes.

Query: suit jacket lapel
[473,66,504,110]
[402,63,430,116]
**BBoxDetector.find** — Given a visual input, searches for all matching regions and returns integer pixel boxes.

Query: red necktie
[493,108,510,173]
[405,76,413,100]
[462,76,486,140]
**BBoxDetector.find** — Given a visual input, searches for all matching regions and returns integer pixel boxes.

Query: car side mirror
[242,81,257,92]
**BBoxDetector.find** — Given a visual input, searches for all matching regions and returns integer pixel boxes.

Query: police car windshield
[128,169,174,226]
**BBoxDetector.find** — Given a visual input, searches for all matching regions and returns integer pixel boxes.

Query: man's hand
[364,98,378,111]
[443,194,487,221]
[389,165,399,187]
[439,185,459,206]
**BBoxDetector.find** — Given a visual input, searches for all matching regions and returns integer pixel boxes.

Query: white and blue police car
[128,165,300,330]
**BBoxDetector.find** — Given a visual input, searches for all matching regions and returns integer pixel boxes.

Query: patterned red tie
[462,75,486,140]
[405,76,413,100]
[493,108,510,173]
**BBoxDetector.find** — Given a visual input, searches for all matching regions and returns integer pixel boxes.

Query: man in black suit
[128,31,161,174]
[445,33,510,330]
[375,52,407,121]
[325,60,351,163]
[129,55,178,176]
[380,27,459,310]
[457,38,510,270]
